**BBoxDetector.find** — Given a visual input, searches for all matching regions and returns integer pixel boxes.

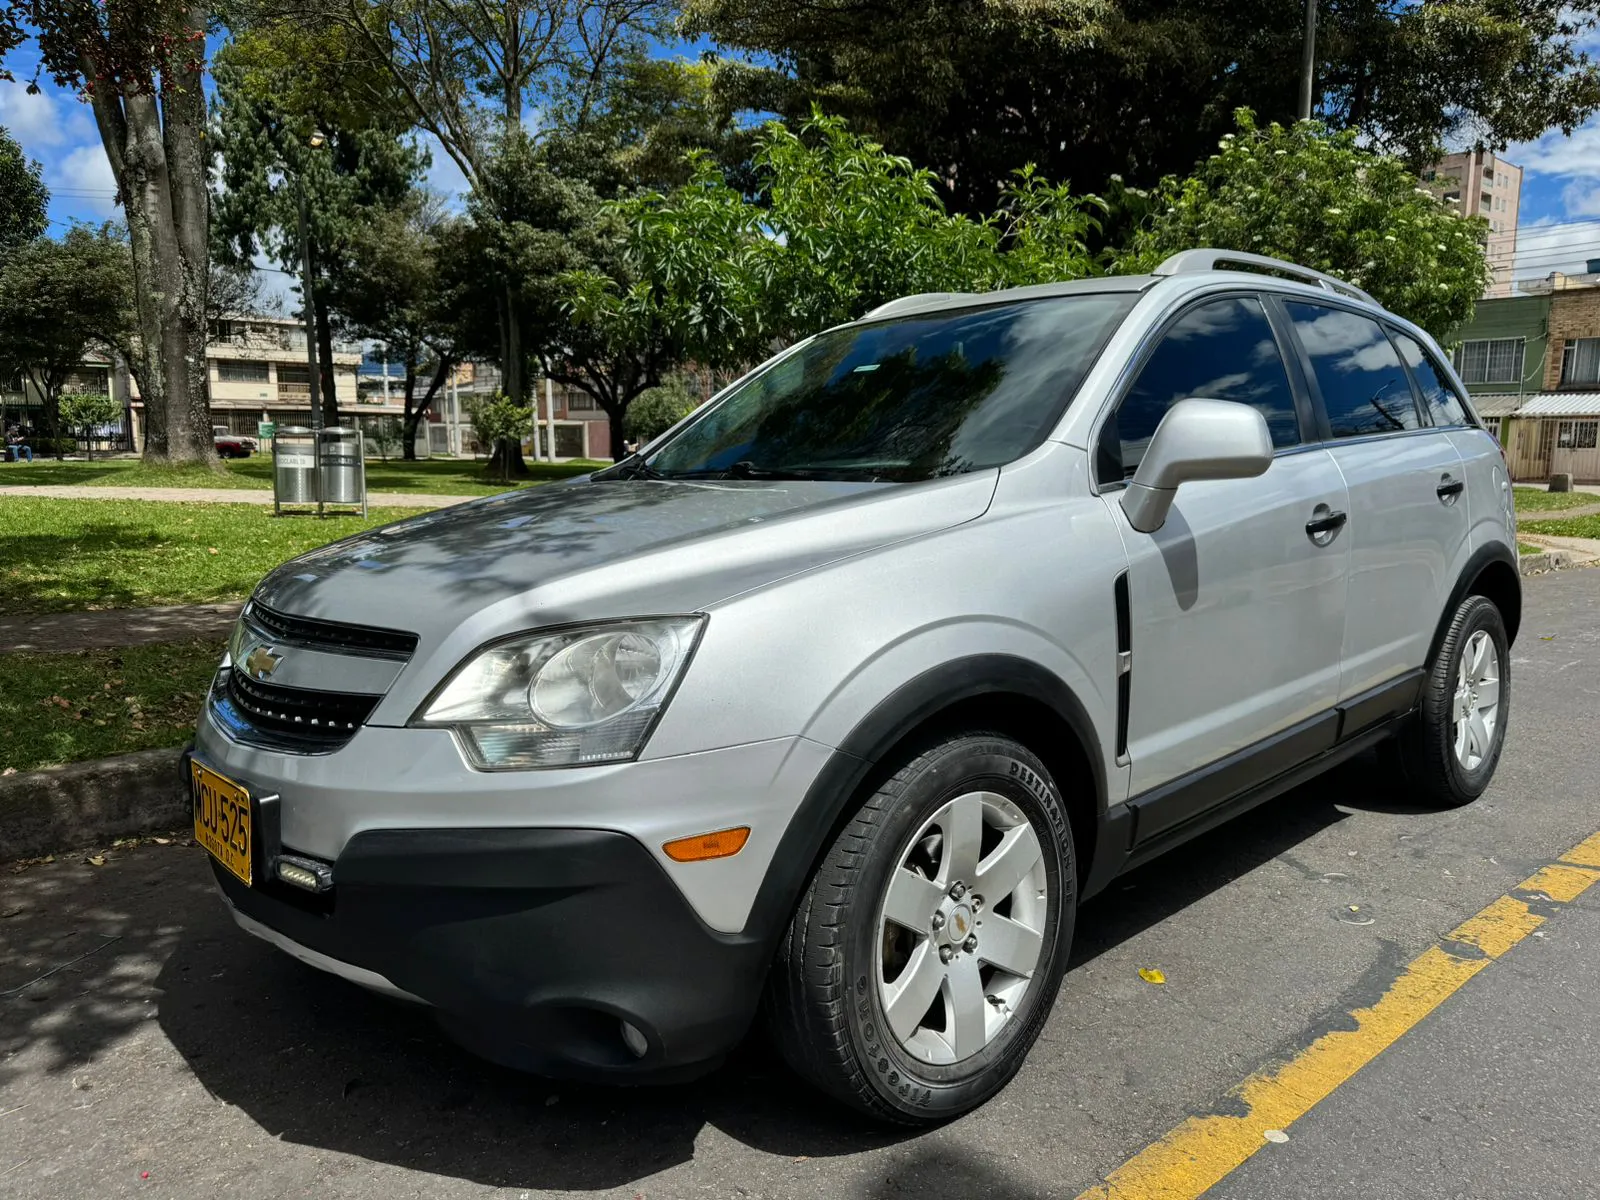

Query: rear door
[1099,293,1350,810]
[1280,301,1470,699]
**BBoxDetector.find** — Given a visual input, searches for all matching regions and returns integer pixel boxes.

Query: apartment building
[204,315,364,436]
[1428,149,1522,298]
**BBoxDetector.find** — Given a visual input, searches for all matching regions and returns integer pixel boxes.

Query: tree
[624,376,700,444]
[246,0,670,412]
[1114,112,1493,338]
[466,393,532,482]
[684,0,1600,213]
[7,1,213,462]
[561,111,1105,453]
[58,392,124,460]
[211,50,428,426]
[0,126,47,261]
[0,227,134,456]
[326,196,463,459]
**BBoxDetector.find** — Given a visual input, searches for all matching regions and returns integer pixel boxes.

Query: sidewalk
[0,484,474,508]
[0,602,241,655]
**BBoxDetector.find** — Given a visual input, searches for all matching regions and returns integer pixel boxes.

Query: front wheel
[766,733,1075,1124]
[1390,594,1510,807]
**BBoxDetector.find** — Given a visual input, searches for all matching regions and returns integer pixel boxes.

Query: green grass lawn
[1518,542,1542,555]
[1520,515,1600,540]
[0,455,603,496]
[1513,486,1600,514]
[0,497,430,615]
[0,639,220,773]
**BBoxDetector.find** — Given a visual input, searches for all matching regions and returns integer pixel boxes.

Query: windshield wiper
[603,453,668,480]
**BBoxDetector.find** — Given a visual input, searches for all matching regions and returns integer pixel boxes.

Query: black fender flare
[740,654,1108,946]
[1431,541,1522,662]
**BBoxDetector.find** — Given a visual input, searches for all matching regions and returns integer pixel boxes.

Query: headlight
[413,616,705,770]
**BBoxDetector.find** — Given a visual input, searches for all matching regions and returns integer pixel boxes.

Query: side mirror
[1120,398,1273,533]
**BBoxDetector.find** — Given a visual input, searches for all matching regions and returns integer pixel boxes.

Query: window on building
[1480,191,1493,210]
[565,390,597,411]
[1557,420,1599,449]
[1561,338,1600,386]
[1454,338,1525,385]
[62,368,110,394]
[277,364,310,385]
[217,360,271,383]
[1395,333,1471,426]
[1103,296,1300,479]
[1285,302,1421,437]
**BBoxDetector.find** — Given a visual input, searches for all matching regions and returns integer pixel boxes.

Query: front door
[1098,294,1351,818]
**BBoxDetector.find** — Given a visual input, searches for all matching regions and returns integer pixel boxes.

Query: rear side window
[1393,331,1471,427]
[1285,302,1422,437]
[1105,296,1300,479]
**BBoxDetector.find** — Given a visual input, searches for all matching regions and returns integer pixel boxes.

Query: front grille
[222,670,381,751]
[247,602,418,658]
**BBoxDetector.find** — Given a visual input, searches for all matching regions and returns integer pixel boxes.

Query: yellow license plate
[192,761,253,886]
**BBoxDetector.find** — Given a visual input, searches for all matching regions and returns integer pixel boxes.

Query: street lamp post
[1298,0,1317,121]
[296,128,326,514]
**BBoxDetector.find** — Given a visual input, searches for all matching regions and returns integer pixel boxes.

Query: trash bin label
[277,449,315,468]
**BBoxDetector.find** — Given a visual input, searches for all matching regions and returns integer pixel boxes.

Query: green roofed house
[1447,273,1600,482]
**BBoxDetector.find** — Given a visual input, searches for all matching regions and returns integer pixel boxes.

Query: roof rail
[861,292,970,320]
[1152,249,1376,306]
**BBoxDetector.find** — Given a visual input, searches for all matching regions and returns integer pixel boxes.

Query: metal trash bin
[317,426,367,515]
[272,427,319,514]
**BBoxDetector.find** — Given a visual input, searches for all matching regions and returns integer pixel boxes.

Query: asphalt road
[3,567,1598,1200]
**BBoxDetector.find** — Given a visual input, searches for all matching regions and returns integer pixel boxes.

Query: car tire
[1389,594,1510,808]
[766,732,1076,1125]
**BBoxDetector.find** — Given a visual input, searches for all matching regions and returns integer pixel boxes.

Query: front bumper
[211,825,773,1081]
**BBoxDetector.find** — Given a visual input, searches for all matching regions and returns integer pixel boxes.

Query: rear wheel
[766,733,1075,1124]
[1391,594,1509,808]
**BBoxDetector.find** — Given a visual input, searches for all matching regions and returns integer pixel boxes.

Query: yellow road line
[1075,829,1600,1200]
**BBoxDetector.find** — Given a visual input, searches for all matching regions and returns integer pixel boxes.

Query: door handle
[1437,477,1464,501]
[1305,509,1347,546]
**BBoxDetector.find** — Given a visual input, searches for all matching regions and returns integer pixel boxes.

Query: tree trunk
[606,406,627,462]
[81,25,211,466]
[400,358,418,461]
[315,298,339,427]
[403,357,451,461]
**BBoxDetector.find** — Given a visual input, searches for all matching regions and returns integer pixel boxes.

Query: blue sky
[7,36,1600,288]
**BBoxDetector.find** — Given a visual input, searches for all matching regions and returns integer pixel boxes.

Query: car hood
[253,472,997,651]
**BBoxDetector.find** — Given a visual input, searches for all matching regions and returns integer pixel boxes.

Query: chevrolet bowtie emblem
[244,645,283,680]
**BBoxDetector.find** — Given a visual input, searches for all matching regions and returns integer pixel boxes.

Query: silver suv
[188,250,1519,1124]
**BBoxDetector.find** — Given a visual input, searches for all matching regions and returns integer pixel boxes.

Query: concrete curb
[1520,551,1572,575]
[0,746,186,860]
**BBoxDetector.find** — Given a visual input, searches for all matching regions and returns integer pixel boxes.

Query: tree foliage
[564,111,1104,396]
[0,226,134,453]
[684,0,1600,211]
[1115,112,1492,338]
[623,376,701,443]
[212,45,429,423]
[327,195,464,458]
[0,126,47,261]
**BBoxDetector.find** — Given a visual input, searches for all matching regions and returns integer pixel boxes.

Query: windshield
[637,293,1135,482]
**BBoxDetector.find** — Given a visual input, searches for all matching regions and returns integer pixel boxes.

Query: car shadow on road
[134,752,1408,1193]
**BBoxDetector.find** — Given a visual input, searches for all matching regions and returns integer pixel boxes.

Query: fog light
[276,854,333,892]
[620,1020,649,1059]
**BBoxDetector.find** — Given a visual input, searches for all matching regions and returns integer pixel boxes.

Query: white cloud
[1509,122,1600,178]
[1563,178,1600,216]
[0,78,96,150]
[52,143,119,216]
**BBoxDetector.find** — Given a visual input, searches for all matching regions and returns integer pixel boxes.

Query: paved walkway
[1519,532,1600,567]
[0,484,473,509]
[0,602,242,655]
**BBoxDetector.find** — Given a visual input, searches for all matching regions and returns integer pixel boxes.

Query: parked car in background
[187,249,1519,1124]
[214,434,255,458]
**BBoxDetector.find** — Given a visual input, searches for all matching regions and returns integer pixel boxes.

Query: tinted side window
[1394,331,1471,426]
[1107,296,1300,478]
[1285,303,1422,437]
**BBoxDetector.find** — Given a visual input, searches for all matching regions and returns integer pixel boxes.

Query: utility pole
[1298,0,1317,120]
[297,128,327,513]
